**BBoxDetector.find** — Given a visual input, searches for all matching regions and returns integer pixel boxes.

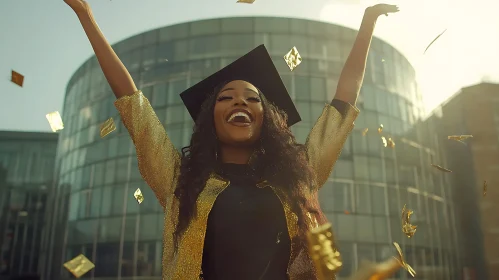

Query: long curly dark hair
[173,81,318,249]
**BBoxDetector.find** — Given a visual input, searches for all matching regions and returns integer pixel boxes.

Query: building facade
[0,131,58,278]
[424,82,499,280]
[44,17,460,279]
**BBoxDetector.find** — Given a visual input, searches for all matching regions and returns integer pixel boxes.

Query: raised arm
[334,4,399,105]
[64,0,137,98]
[65,0,180,208]
[306,5,398,188]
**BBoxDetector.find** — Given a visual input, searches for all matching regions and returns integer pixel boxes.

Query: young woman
[64,0,400,279]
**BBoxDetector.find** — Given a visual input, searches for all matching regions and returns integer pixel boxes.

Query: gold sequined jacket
[115,91,359,280]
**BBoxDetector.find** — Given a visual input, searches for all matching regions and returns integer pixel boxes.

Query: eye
[247,97,261,102]
[217,96,232,101]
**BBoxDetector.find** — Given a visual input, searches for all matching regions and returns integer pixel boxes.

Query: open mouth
[226,109,253,126]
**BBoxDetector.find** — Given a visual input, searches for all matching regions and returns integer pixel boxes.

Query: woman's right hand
[64,0,91,16]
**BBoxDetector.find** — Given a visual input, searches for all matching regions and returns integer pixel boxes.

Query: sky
[0,0,498,132]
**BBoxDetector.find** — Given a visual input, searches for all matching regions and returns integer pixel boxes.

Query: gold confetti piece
[236,0,255,3]
[344,210,350,215]
[46,111,64,132]
[307,223,342,279]
[483,180,487,197]
[381,58,385,62]
[100,118,116,138]
[431,164,452,173]
[387,138,395,148]
[448,135,473,141]
[134,188,144,204]
[283,46,302,71]
[64,254,95,278]
[362,128,369,136]
[11,70,24,87]
[423,29,447,54]
[401,204,417,238]
[381,137,387,147]
[378,124,383,134]
[393,242,416,277]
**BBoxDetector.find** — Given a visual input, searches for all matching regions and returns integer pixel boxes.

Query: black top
[202,163,291,280]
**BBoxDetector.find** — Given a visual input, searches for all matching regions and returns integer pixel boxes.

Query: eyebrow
[220,87,259,95]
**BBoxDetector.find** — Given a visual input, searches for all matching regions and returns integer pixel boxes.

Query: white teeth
[228,111,251,123]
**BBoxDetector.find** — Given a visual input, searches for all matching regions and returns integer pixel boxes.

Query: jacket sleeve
[305,99,359,188]
[114,91,181,209]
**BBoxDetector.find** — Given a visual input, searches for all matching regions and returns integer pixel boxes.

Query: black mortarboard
[180,45,301,127]
[11,70,24,87]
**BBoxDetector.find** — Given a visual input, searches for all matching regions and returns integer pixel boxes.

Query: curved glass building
[43,17,461,279]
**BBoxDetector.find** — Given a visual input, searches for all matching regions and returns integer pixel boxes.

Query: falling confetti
[401,204,417,238]
[393,242,416,277]
[236,0,255,3]
[378,124,383,134]
[362,128,369,136]
[381,137,388,148]
[10,70,24,87]
[46,111,64,132]
[448,135,473,146]
[431,164,452,173]
[448,135,473,141]
[381,58,385,62]
[344,210,350,215]
[134,188,144,204]
[423,29,447,54]
[307,223,342,279]
[100,118,116,138]
[64,254,95,278]
[483,181,487,197]
[387,138,395,148]
[283,46,302,71]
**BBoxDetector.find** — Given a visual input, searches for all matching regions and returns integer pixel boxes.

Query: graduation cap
[11,70,24,87]
[180,45,300,127]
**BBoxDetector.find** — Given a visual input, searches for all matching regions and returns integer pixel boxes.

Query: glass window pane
[295,76,311,102]
[311,103,324,125]
[338,243,354,277]
[255,18,290,33]
[387,187,400,216]
[221,18,253,33]
[112,187,125,215]
[118,136,132,157]
[332,182,353,212]
[357,243,375,265]
[166,105,185,124]
[355,184,372,214]
[115,157,129,183]
[333,160,353,179]
[94,242,120,277]
[190,19,220,36]
[353,156,369,180]
[368,157,383,182]
[152,83,168,107]
[336,214,355,241]
[139,214,160,241]
[105,160,116,184]
[90,187,102,218]
[356,215,375,242]
[295,102,311,124]
[101,186,112,216]
[220,34,254,53]
[98,217,122,242]
[352,131,368,154]
[310,77,326,102]
[373,216,390,243]
[371,186,387,216]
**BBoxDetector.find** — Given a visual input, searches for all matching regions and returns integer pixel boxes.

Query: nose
[232,96,248,106]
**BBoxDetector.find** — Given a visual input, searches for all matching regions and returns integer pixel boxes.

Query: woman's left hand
[366,4,399,18]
